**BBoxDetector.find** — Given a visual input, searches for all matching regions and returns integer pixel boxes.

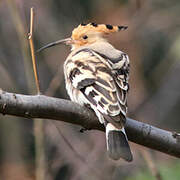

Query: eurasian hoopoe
[38,23,133,162]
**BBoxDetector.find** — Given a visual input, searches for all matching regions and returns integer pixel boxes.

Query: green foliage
[126,161,180,180]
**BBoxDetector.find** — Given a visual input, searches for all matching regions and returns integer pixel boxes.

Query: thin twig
[33,119,46,180]
[28,8,45,180]
[28,7,41,94]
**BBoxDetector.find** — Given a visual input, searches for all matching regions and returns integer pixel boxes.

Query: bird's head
[37,23,128,52]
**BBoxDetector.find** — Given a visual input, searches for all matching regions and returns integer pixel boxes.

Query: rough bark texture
[0,90,180,158]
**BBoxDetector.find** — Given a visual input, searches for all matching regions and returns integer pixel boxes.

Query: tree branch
[0,90,180,158]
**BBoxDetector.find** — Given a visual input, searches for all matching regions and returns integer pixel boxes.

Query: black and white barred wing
[64,50,126,127]
[110,53,130,120]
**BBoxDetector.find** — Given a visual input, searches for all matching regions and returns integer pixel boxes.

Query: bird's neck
[71,38,108,51]
[68,40,122,63]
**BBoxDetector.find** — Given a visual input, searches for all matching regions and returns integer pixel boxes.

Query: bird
[38,23,133,162]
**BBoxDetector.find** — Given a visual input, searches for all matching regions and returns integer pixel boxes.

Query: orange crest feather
[72,23,127,40]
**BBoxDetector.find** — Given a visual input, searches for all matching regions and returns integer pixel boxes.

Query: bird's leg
[79,127,92,133]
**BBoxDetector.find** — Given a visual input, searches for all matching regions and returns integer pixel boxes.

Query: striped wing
[111,53,130,117]
[64,49,128,127]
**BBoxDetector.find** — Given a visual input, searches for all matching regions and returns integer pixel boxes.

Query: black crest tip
[81,23,87,26]
[90,22,98,27]
[118,26,128,31]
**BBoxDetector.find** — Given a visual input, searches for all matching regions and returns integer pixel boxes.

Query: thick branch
[0,90,180,158]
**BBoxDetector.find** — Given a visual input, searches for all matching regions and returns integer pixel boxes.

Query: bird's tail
[106,123,133,162]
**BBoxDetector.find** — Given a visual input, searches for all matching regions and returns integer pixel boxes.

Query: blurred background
[0,0,180,179]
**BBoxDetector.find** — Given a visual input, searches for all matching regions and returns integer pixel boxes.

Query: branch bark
[0,90,180,158]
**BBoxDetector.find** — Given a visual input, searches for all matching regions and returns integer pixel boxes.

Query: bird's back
[64,41,128,129]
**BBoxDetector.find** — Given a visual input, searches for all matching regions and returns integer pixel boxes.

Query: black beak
[36,37,72,53]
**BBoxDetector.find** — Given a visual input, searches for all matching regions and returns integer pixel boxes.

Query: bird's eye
[82,35,88,40]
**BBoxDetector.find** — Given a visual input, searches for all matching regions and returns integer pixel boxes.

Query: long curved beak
[36,37,72,53]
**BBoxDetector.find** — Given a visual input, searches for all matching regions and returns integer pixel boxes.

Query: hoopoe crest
[38,23,133,162]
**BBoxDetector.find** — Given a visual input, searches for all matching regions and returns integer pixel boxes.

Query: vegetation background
[0,0,180,179]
